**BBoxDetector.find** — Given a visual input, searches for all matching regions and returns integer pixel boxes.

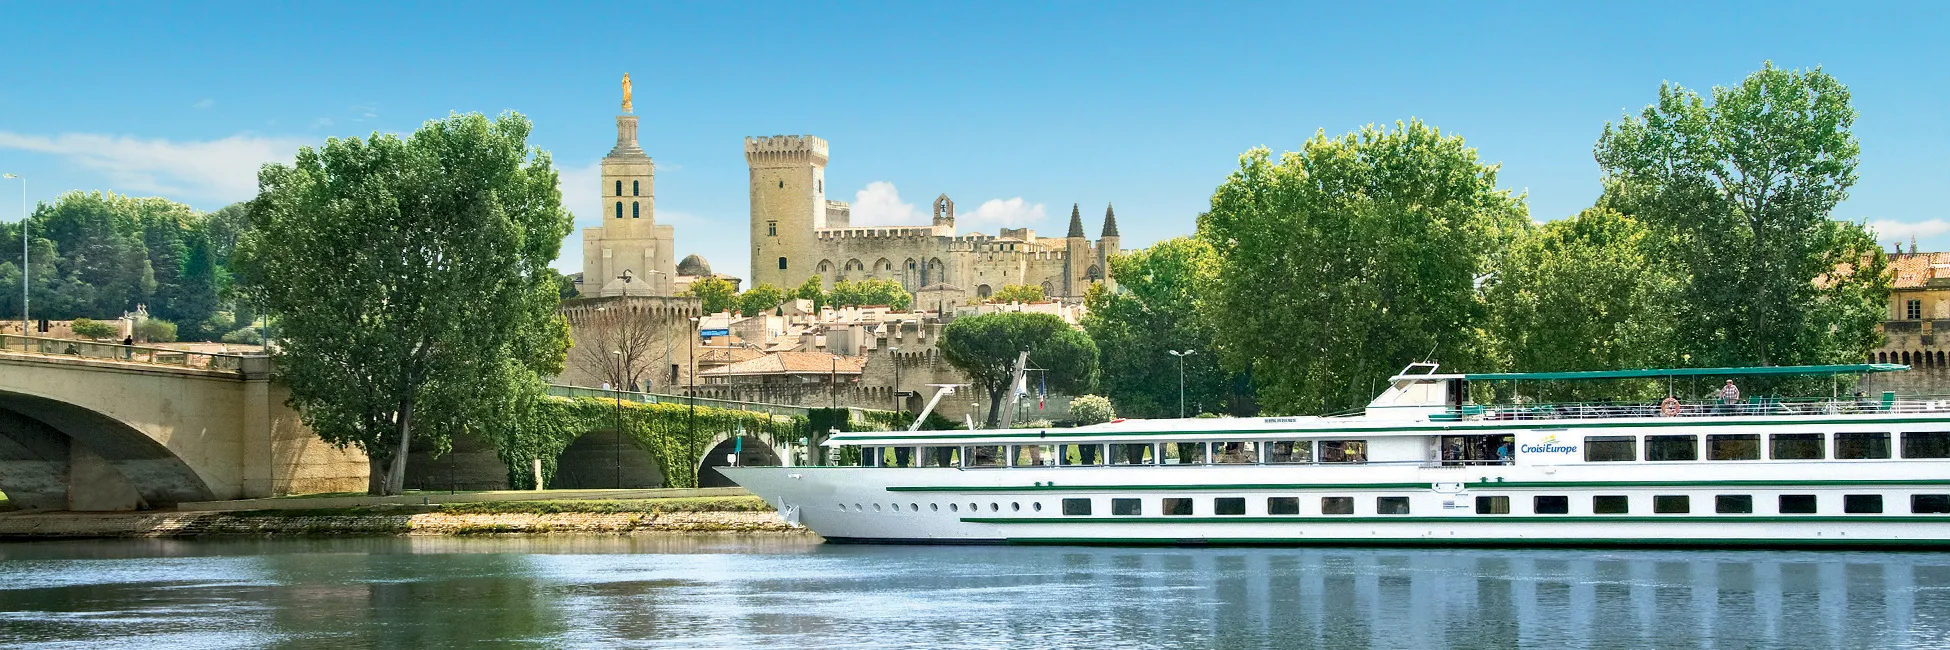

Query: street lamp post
[831,355,839,408]
[688,315,698,487]
[4,174,23,343]
[1167,349,1196,418]
[611,350,623,489]
[888,346,900,412]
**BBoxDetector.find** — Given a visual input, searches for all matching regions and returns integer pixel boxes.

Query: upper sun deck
[826,362,1923,447]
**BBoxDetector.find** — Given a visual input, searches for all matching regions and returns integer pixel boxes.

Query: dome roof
[677,254,711,276]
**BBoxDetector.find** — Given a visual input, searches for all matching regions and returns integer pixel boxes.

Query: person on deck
[1720,380,1742,415]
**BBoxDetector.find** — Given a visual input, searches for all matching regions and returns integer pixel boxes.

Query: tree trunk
[986,386,1005,428]
[383,398,415,495]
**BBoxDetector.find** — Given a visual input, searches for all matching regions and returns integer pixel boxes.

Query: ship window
[854,503,863,511]
[1654,495,1690,513]
[922,446,960,467]
[930,503,938,511]
[1593,495,1630,514]
[1902,432,1950,458]
[1163,498,1194,516]
[1321,497,1355,515]
[879,447,917,468]
[1109,443,1155,465]
[1268,497,1300,515]
[1716,495,1753,514]
[1061,444,1103,466]
[1161,442,1207,465]
[949,503,958,512]
[1010,502,1019,511]
[1059,499,1090,515]
[1836,432,1892,459]
[1708,434,1761,460]
[1267,441,1313,463]
[1770,433,1825,460]
[1376,497,1411,515]
[1215,498,1247,515]
[1646,435,1699,461]
[1913,495,1950,514]
[1012,444,1056,467]
[1845,494,1883,513]
[910,503,920,512]
[1112,498,1141,516]
[1320,440,1367,463]
[1534,495,1570,514]
[1476,495,1510,514]
[1584,436,1637,462]
[969,503,978,512]
[990,502,1000,512]
[1779,495,1817,513]
[1213,441,1260,464]
[1033,502,1042,512]
[859,447,878,467]
[964,445,1006,467]
[873,503,882,512]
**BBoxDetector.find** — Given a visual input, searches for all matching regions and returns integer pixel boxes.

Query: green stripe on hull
[961,515,1950,524]
[996,537,1950,549]
[888,482,1433,493]
[889,478,1950,493]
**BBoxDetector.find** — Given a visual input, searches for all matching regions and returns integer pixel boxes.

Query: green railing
[1,333,257,373]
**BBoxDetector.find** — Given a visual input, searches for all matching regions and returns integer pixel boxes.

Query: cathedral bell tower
[582,73,677,297]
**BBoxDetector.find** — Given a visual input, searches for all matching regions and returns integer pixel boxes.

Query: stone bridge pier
[0,349,367,511]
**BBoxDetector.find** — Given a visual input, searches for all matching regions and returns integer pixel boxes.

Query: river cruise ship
[723,363,1950,547]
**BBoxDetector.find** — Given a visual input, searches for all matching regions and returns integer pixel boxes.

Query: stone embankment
[0,495,811,539]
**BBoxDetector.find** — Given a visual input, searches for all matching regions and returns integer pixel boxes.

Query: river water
[2,535,1947,649]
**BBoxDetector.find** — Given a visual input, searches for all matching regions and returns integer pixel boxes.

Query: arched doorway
[0,390,216,511]
[551,430,664,489]
[697,435,781,488]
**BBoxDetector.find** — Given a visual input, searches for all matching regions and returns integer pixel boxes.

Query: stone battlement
[816,226,941,240]
[744,135,829,164]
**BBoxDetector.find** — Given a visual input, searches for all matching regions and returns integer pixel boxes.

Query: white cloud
[851,181,922,224]
[0,131,309,201]
[557,160,605,228]
[960,197,1047,227]
[192,98,214,109]
[1871,219,1950,242]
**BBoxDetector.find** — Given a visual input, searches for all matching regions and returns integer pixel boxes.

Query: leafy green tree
[1082,236,1243,417]
[133,318,177,343]
[793,276,826,310]
[737,283,786,316]
[1199,119,1529,415]
[220,327,263,345]
[682,276,738,314]
[70,317,116,339]
[1068,394,1115,425]
[1594,62,1887,367]
[939,312,1098,427]
[235,112,573,495]
[990,284,1044,304]
[829,277,912,310]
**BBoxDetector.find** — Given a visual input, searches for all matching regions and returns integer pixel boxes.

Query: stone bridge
[0,339,367,511]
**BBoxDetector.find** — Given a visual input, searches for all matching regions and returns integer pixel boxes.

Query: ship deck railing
[1444,394,1950,421]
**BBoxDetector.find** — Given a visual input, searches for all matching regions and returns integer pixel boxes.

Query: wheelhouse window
[1108,443,1155,465]
[1913,495,1950,514]
[1212,441,1260,464]
[1770,433,1825,460]
[1214,497,1247,515]
[1111,498,1141,516]
[1321,497,1355,515]
[1476,495,1510,514]
[1061,498,1092,516]
[922,446,960,468]
[964,445,1006,468]
[1716,495,1753,514]
[1593,495,1630,514]
[1902,432,1950,458]
[1267,441,1313,464]
[1267,497,1300,515]
[1161,442,1206,465]
[1646,435,1698,461]
[879,447,917,468]
[1708,434,1761,460]
[857,446,878,467]
[1012,444,1055,467]
[1584,436,1636,462]
[1844,494,1883,514]
[1836,432,1892,459]
[1319,440,1367,463]
[1376,497,1411,515]
[1061,444,1103,466]
[1780,494,1818,513]
[1163,498,1194,516]
[1653,495,1690,513]
[1534,495,1569,514]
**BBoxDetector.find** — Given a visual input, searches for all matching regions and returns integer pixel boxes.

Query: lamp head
[2,174,17,178]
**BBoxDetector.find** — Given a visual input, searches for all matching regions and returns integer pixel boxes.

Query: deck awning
[1460,364,1908,382]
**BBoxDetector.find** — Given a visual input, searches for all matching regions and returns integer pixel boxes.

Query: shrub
[70,318,117,340]
[221,327,264,345]
[1070,395,1116,425]
[134,318,177,343]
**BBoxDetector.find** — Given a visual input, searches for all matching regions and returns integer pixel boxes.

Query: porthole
[969,503,978,511]
[1012,502,1021,511]
[950,503,959,512]
[909,503,919,512]
[853,503,862,511]
[990,502,999,512]
[1033,502,1043,512]
[873,503,882,512]
[889,503,899,512]
[837,503,846,511]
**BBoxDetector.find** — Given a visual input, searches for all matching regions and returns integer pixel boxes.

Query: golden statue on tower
[621,73,633,113]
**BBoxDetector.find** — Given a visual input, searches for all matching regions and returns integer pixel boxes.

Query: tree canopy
[990,284,1044,304]
[1198,119,1529,415]
[939,311,1097,427]
[234,112,572,495]
[737,283,786,316]
[1083,236,1245,417]
[829,277,912,310]
[682,276,737,314]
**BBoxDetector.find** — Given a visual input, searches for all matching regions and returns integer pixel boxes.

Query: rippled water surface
[3,535,1949,648]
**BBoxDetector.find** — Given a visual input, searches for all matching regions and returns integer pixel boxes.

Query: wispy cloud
[310,117,335,129]
[851,181,923,225]
[192,98,215,109]
[557,160,606,227]
[0,131,309,201]
[1871,218,1950,242]
[960,197,1047,227]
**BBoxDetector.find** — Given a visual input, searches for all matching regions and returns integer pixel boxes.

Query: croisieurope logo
[1519,434,1578,454]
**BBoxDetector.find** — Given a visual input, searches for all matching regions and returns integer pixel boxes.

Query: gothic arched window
[632,202,640,218]
[633,180,640,196]
[615,202,623,219]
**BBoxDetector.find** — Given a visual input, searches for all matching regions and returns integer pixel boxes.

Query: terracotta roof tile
[700,351,864,376]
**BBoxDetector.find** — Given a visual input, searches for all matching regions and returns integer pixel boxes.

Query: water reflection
[1,536,1948,648]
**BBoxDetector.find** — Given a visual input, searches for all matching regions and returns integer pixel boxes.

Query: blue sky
[2,2,1945,279]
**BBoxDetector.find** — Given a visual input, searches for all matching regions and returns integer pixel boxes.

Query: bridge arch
[697,435,782,488]
[0,388,216,510]
[550,428,665,489]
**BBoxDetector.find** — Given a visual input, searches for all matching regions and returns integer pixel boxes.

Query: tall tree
[1082,236,1243,418]
[939,312,1098,427]
[828,277,912,310]
[793,275,826,310]
[235,112,572,495]
[990,284,1044,304]
[681,276,737,314]
[569,304,680,392]
[1199,119,1529,415]
[737,283,786,316]
[1594,62,1885,367]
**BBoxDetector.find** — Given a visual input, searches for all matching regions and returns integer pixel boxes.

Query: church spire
[1067,203,1085,238]
[1101,203,1120,238]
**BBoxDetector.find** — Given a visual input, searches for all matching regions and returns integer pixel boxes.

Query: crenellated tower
[747,135,830,290]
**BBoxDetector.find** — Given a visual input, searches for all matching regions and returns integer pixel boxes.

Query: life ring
[1659,398,1681,417]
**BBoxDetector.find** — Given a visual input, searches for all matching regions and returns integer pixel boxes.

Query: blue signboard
[699,328,730,337]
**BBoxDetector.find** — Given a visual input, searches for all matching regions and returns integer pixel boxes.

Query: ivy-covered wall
[495,396,803,489]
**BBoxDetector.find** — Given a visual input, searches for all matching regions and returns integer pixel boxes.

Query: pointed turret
[1066,203,1085,238]
[1101,203,1120,238]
